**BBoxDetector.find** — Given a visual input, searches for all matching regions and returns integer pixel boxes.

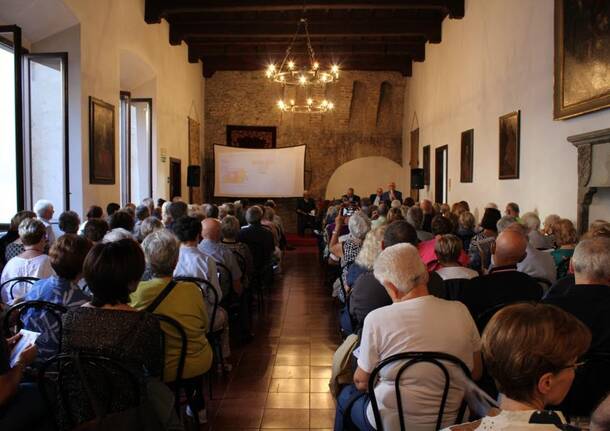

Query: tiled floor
[202,243,340,430]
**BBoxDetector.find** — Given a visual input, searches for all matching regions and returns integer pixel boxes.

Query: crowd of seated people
[320,187,610,430]
[0,196,286,429]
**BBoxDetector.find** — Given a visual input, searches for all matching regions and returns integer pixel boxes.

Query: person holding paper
[0,333,48,430]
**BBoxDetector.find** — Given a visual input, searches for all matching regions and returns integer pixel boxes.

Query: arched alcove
[325,156,404,200]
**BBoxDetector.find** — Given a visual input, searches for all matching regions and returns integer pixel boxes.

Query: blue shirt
[198,239,242,296]
[23,276,91,361]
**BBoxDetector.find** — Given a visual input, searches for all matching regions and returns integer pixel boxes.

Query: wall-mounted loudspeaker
[187,165,201,187]
[411,168,425,189]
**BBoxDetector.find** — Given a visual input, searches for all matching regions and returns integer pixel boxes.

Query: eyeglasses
[560,361,586,371]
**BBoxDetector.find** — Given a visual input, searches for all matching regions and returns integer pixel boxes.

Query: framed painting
[554,0,610,119]
[226,125,276,148]
[423,145,430,186]
[460,129,474,183]
[89,97,115,184]
[499,111,520,180]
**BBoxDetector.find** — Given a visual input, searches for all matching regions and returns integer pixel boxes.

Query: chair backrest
[532,277,552,294]
[152,313,187,389]
[367,351,472,431]
[172,276,219,331]
[475,301,533,333]
[1,276,40,302]
[231,250,246,276]
[38,351,144,431]
[3,301,67,351]
[215,261,233,297]
[441,278,472,301]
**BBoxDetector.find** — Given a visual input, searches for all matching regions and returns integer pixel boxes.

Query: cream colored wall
[403,0,610,222]
[325,157,404,201]
[62,0,203,212]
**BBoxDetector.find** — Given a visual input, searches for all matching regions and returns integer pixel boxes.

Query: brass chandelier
[265,17,339,113]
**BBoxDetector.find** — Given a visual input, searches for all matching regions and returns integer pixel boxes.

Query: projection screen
[214,145,305,198]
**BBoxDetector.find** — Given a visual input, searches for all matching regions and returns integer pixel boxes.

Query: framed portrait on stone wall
[499,111,520,180]
[423,145,430,186]
[226,125,276,148]
[460,129,474,183]
[554,0,610,119]
[89,97,115,184]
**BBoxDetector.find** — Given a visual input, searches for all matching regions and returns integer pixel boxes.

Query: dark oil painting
[499,111,520,180]
[89,97,115,184]
[554,0,610,119]
[460,129,474,183]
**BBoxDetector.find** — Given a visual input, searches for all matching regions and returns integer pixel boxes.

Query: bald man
[458,229,543,322]
[199,218,242,296]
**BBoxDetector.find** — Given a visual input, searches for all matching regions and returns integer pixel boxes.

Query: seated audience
[131,230,212,421]
[166,201,187,231]
[108,209,135,233]
[201,203,219,219]
[142,197,155,217]
[434,234,478,280]
[0,333,44,430]
[34,199,56,245]
[504,223,557,285]
[139,216,164,242]
[386,207,403,223]
[22,235,92,361]
[521,212,553,250]
[238,206,275,279]
[418,215,469,271]
[199,218,242,297]
[592,393,610,431]
[172,216,230,366]
[261,206,280,248]
[504,201,520,219]
[1,210,36,267]
[221,215,254,285]
[102,227,134,243]
[371,203,388,228]
[61,238,173,428]
[77,205,103,234]
[329,211,371,267]
[447,303,591,430]
[549,218,577,280]
[459,229,543,320]
[468,207,501,271]
[1,219,54,305]
[106,202,120,218]
[544,237,610,416]
[161,201,172,226]
[58,211,80,235]
[406,205,433,243]
[345,227,386,290]
[82,218,109,243]
[421,199,434,232]
[133,204,150,239]
[496,215,517,233]
[542,214,560,247]
[348,221,419,331]
[335,243,482,430]
[370,187,384,207]
[342,187,361,205]
[456,211,476,251]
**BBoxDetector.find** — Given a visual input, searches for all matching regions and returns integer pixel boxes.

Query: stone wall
[204,70,405,232]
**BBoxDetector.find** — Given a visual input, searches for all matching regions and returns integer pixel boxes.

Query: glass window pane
[0,38,18,224]
[130,100,151,203]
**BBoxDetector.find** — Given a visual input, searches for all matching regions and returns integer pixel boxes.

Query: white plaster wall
[60,0,203,210]
[325,156,404,201]
[403,0,610,222]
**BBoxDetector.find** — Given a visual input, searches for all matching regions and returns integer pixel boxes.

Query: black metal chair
[1,276,40,304]
[38,351,145,431]
[3,301,68,353]
[346,351,472,431]
[215,261,233,300]
[532,277,553,294]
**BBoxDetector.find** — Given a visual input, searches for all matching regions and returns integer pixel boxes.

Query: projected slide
[214,145,305,197]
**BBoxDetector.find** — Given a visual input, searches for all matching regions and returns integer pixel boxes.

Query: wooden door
[169,158,181,201]
[435,146,448,204]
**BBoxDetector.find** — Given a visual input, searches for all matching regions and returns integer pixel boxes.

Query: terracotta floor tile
[310,392,336,409]
[271,365,310,378]
[265,392,310,409]
[268,378,310,393]
[275,354,310,366]
[310,354,334,366]
[310,409,336,428]
[310,378,331,393]
[260,408,310,428]
[310,366,332,379]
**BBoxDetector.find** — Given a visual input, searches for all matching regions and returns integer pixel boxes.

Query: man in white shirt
[334,243,482,430]
[33,199,56,245]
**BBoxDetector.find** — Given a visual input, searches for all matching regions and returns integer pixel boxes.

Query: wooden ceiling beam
[169,20,441,45]
[147,0,463,21]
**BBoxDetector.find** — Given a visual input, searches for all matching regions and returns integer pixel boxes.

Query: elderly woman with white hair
[329,210,371,268]
[521,212,554,250]
[334,243,482,431]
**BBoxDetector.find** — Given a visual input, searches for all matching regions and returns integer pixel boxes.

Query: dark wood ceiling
[145,0,464,78]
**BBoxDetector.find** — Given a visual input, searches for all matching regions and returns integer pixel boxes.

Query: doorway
[435,145,448,204]
[410,128,420,200]
[169,158,181,201]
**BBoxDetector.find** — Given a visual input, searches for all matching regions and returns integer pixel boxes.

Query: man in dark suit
[459,229,543,322]
[341,188,360,205]
[381,182,402,205]
[369,187,384,207]
[296,190,316,236]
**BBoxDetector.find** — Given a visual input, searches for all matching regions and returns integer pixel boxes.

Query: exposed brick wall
[204,70,405,232]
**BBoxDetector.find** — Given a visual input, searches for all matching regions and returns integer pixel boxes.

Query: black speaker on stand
[411,168,425,189]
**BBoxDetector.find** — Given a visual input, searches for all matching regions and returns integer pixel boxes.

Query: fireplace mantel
[568,128,610,235]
